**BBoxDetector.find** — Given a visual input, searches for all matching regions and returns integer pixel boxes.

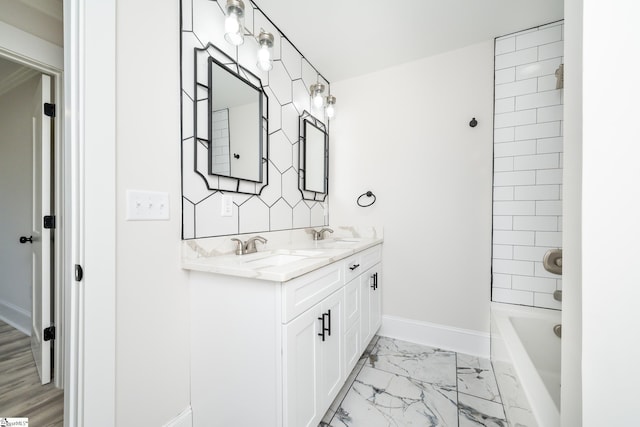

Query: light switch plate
[221,195,233,217]
[126,190,170,221]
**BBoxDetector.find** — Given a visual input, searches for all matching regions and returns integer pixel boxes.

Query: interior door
[30,73,52,385]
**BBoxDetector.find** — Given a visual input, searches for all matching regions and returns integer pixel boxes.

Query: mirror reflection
[303,120,328,193]
[208,57,264,183]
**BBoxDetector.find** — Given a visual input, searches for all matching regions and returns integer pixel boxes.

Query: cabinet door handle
[374,272,378,290]
[349,263,360,271]
[317,315,326,342]
[326,309,331,337]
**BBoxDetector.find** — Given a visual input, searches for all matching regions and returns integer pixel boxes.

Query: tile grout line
[455,352,460,427]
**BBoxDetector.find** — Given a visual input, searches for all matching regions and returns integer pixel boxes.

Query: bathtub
[490,302,561,427]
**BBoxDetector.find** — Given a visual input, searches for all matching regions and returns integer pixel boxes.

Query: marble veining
[331,366,458,427]
[366,336,457,388]
[491,360,538,427]
[458,394,506,427]
[181,225,383,282]
[457,353,502,403]
[323,337,508,427]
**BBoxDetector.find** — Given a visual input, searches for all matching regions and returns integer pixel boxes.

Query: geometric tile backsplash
[181,0,330,239]
[491,21,564,310]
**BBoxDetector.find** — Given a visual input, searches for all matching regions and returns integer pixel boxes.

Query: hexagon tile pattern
[180,0,329,238]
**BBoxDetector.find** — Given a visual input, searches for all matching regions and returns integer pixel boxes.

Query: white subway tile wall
[492,21,564,309]
[211,109,231,176]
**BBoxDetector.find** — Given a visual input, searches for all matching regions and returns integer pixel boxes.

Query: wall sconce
[325,95,336,119]
[256,31,274,71]
[310,83,325,109]
[220,0,337,117]
[224,0,245,46]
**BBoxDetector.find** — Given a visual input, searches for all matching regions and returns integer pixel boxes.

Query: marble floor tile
[323,336,381,425]
[458,393,507,427]
[320,336,510,427]
[366,337,457,388]
[457,353,502,403]
[330,366,458,427]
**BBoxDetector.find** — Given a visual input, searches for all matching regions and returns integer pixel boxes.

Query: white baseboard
[163,406,192,427]
[0,299,30,335]
[378,315,490,358]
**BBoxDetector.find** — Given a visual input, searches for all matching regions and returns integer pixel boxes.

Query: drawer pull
[349,264,360,271]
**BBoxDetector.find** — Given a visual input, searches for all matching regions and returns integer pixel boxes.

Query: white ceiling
[253,0,564,82]
[0,0,63,46]
[0,56,39,97]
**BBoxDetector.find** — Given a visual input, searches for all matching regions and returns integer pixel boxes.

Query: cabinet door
[369,265,382,334]
[359,272,371,350]
[344,320,360,374]
[319,289,345,410]
[283,304,323,427]
[361,264,382,347]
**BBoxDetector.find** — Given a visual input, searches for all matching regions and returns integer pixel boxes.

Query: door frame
[64,0,117,426]
[0,21,65,389]
[1,0,118,424]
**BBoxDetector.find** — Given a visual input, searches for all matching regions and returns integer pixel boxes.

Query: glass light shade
[224,13,244,45]
[325,95,336,118]
[256,45,272,71]
[312,92,324,108]
[326,103,335,118]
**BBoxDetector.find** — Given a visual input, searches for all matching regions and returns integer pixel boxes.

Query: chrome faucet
[230,236,268,255]
[312,228,334,241]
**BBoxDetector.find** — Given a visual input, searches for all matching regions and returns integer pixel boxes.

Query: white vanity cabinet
[188,243,382,427]
[283,287,344,427]
[361,264,382,349]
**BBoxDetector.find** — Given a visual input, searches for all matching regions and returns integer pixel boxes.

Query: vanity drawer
[359,245,382,272]
[344,254,362,283]
[344,245,382,283]
[281,262,343,324]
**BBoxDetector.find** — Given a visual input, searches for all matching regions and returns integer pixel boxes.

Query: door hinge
[43,215,56,229]
[75,264,84,282]
[44,326,55,341]
[44,103,56,117]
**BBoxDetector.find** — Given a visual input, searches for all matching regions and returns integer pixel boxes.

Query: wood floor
[0,320,63,426]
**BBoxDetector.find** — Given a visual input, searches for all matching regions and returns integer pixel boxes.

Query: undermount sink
[243,254,308,268]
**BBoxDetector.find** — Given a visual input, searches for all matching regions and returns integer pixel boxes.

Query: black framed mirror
[299,111,328,201]
[192,43,269,195]
[208,57,264,183]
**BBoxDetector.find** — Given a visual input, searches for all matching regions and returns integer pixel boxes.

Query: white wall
[561,0,582,425]
[582,0,640,425]
[115,0,191,425]
[331,41,494,333]
[0,75,39,333]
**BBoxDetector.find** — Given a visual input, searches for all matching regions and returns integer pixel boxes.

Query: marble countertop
[181,226,383,282]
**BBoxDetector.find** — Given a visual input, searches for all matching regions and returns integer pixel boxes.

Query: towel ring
[357,191,376,208]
